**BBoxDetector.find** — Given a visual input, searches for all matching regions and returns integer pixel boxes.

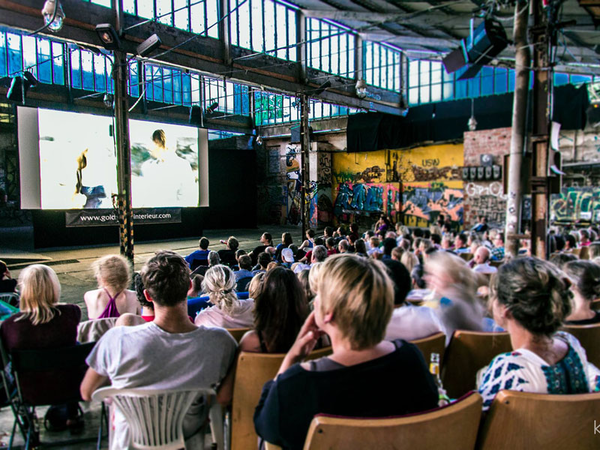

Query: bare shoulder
[84,289,101,303]
[238,330,261,353]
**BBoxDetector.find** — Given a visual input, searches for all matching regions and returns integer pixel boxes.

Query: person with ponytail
[477,257,600,412]
[563,260,600,325]
[194,264,254,328]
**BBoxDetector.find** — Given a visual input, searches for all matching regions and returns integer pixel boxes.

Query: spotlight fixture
[6,72,38,102]
[468,99,477,131]
[356,79,367,99]
[95,24,121,51]
[136,34,162,57]
[206,102,219,114]
[41,0,65,32]
[103,93,114,108]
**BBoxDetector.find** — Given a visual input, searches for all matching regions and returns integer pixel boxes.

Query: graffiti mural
[402,182,464,227]
[285,146,302,225]
[333,182,400,222]
[550,187,600,223]
[317,153,332,186]
[307,181,318,229]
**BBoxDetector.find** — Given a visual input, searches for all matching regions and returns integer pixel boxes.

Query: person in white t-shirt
[383,259,446,342]
[81,251,237,450]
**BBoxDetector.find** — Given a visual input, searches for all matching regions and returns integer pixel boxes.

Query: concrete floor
[0,223,304,448]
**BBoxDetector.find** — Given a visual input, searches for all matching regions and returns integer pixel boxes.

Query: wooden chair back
[459,253,473,262]
[442,331,512,399]
[591,299,600,311]
[410,332,446,367]
[231,347,332,450]
[571,248,581,257]
[489,260,503,268]
[477,390,600,450]
[227,328,250,343]
[303,392,482,450]
[579,246,590,260]
[562,323,600,367]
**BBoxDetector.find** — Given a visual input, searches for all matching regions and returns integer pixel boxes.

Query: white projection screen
[18,107,208,209]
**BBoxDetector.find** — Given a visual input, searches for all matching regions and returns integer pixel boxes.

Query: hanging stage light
[41,0,65,32]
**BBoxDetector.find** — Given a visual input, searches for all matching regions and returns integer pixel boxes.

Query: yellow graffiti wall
[331,143,464,227]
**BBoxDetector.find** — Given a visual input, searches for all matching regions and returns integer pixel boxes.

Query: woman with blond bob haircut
[84,254,139,319]
[0,265,83,429]
[255,254,438,450]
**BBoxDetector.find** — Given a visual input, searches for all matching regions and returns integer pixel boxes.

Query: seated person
[81,251,237,450]
[134,272,155,322]
[239,267,308,353]
[0,260,17,294]
[235,255,254,282]
[185,237,210,270]
[194,265,254,328]
[84,255,139,319]
[563,260,600,325]
[382,259,446,341]
[1,265,82,434]
[477,257,600,412]
[218,236,239,267]
[424,251,484,343]
[192,250,220,277]
[254,254,438,450]
[275,233,294,262]
[250,232,273,266]
[472,246,497,274]
[252,252,272,274]
[299,229,315,251]
[187,274,204,298]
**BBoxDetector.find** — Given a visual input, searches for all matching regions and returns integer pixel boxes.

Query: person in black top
[563,260,600,325]
[217,236,239,267]
[0,260,17,294]
[254,254,438,450]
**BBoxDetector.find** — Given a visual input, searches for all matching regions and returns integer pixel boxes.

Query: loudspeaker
[485,166,493,180]
[189,105,202,125]
[469,167,477,180]
[462,167,470,180]
[493,165,502,180]
[477,167,485,180]
[442,47,467,74]
[464,20,508,66]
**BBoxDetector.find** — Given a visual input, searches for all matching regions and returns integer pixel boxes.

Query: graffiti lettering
[411,165,462,182]
[421,159,440,167]
[465,182,506,199]
[550,187,600,223]
[317,153,332,186]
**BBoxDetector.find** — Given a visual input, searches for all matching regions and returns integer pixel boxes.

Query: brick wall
[463,128,511,229]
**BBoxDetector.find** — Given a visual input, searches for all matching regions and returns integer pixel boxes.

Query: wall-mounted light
[468,98,477,131]
[356,79,367,99]
[41,0,65,32]
[136,34,162,57]
[95,24,121,51]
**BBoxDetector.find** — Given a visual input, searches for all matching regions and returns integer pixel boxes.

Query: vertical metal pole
[114,50,134,263]
[300,94,310,238]
[530,0,551,259]
[505,0,530,258]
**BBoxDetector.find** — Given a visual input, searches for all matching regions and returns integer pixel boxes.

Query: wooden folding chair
[579,246,590,260]
[459,253,473,262]
[227,327,250,343]
[301,392,483,450]
[230,347,332,450]
[562,323,600,367]
[410,332,446,367]
[442,331,512,399]
[477,390,600,450]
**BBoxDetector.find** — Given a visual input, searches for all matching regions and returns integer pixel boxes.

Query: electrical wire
[28,0,59,36]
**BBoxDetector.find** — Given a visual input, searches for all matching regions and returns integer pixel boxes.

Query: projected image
[35,109,200,209]
[38,109,117,209]
[130,120,199,208]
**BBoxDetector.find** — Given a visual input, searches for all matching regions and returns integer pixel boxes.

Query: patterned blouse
[477,332,600,411]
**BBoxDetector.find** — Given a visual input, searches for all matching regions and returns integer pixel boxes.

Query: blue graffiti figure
[351,184,367,210]
[334,182,353,216]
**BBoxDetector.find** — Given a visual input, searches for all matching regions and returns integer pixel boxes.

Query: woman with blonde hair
[424,251,483,342]
[84,255,139,319]
[194,264,254,328]
[255,254,438,450]
[0,265,82,432]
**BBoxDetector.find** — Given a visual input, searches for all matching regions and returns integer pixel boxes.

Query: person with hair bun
[477,257,600,412]
[194,264,254,328]
[254,254,438,450]
[85,255,139,319]
[563,260,600,325]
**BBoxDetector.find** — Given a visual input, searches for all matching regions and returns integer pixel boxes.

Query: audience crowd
[2,215,600,449]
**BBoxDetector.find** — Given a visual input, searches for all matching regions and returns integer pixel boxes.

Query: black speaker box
[189,105,203,125]
[464,20,508,66]
[442,47,467,74]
